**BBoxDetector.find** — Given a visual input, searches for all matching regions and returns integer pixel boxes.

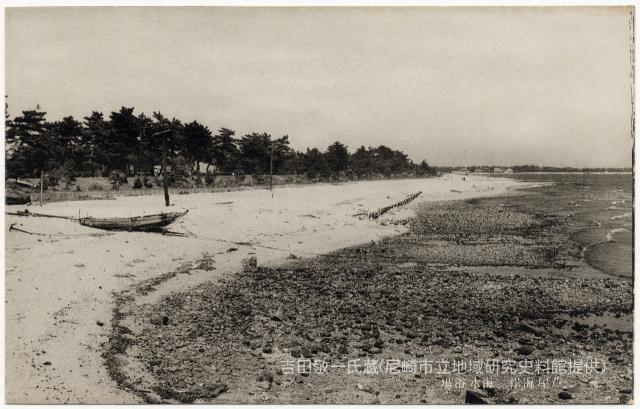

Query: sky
[5,6,634,167]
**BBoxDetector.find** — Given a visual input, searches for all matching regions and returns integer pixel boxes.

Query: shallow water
[585,241,632,278]
[498,173,633,279]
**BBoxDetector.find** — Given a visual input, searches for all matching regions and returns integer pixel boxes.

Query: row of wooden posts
[367,191,422,219]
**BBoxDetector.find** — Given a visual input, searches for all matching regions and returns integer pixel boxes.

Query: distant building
[504,168,514,174]
[493,167,504,173]
[153,165,172,176]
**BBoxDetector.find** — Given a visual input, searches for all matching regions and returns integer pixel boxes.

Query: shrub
[108,170,128,188]
[45,174,59,189]
[88,183,104,191]
[168,155,192,187]
[204,173,215,186]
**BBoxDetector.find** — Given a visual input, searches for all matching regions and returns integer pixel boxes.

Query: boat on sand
[79,209,188,231]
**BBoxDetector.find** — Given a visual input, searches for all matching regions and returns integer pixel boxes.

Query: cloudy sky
[5,7,634,167]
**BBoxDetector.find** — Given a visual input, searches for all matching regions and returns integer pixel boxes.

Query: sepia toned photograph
[3,5,634,405]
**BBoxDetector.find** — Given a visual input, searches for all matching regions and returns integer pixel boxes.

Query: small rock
[465,390,488,404]
[505,395,518,404]
[517,345,534,356]
[356,383,375,394]
[150,316,169,326]
[481,387,497,397]
[519,323,543,336]
[96,321,104,327]
[257,371,273,383]
[558,391,572,400]
[242,256,258,271]
[609,353,624,364]
[43,361,52,366]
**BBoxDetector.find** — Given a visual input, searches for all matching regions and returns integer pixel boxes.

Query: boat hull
[6,190,31,205]
[79,210,188,231]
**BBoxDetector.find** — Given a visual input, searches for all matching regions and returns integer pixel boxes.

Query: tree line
[5,106,436,182]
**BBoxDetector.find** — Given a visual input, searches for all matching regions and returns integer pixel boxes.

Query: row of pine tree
[5,106,436,180]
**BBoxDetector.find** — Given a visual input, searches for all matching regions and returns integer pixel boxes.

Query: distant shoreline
[468,171,632,175]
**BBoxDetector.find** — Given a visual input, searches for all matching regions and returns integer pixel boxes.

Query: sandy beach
[5,174,528,403]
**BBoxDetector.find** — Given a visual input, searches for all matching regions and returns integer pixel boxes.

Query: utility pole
[154,129,172,207]
[40,171,44,206]
[269,144,274,196]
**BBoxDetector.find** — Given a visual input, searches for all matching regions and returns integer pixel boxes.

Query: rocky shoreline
[105,175,633,404]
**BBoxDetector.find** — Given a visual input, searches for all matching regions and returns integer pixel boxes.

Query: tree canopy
[5,106,437,180]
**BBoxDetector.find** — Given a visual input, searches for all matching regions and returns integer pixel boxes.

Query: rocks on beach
[112,176,632,404]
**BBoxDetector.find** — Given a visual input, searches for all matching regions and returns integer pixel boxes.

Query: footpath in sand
[5,175,528,403]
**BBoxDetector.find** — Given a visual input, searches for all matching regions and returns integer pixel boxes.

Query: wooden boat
[6,189,31,205]
[79,209,188,231]
[7,178,38,189]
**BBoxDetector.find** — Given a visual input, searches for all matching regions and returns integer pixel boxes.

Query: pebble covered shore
[106,174,633,404]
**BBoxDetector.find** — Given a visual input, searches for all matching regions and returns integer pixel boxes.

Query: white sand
[5,174,530,403]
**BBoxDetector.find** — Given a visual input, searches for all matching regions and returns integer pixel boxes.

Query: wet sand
[5,175,525,403]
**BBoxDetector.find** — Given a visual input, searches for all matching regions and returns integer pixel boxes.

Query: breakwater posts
[368,191,422,219]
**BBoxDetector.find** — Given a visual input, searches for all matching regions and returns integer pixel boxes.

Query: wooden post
[162,134,170,207]
[153,129,172,207]
[269,144,273,196]
[40,171,44,206]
